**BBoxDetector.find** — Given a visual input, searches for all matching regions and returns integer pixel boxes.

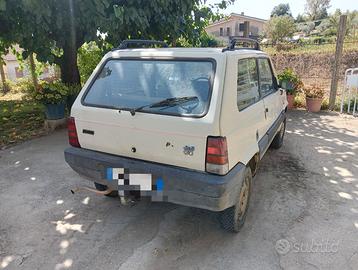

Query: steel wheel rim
[237,174,250,220]
[280,122,285,139]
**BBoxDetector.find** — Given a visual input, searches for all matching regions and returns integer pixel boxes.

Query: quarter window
[237,58,260,111]
[258,58,275,96]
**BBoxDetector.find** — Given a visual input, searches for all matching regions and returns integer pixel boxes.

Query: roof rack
[222,37,260,52]
[116,39,169,50]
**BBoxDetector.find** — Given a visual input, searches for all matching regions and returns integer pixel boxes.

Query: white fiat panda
[65,39,287,232]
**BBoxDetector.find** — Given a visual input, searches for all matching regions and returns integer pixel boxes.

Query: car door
[257,58,282,133]
[234,57,267,162]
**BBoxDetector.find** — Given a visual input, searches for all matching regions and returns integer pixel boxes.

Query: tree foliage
[295,13,308,23]
[305,0,330,20]
[264,15,296,43]
[298,21,316,35]
[0,0,234,85]
[78,42,106,84]
[323,9,358,37]
[271,4,292,18]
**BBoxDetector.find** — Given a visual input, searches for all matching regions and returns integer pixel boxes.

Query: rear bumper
[64,147,246,211]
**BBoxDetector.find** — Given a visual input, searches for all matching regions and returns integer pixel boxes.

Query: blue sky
[206,0,357,19]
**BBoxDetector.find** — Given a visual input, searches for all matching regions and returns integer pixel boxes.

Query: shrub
[198,34,219,47]
[303,84,325,98]
[294,92,306,107]
[0,79,14,94]
[78,42,105,84]
[67,83,82,97]
[12,78,35,93]
[320,98,329,110]
[25,80,69,104]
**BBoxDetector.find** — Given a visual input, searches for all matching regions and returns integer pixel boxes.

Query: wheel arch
[248,152,260,176]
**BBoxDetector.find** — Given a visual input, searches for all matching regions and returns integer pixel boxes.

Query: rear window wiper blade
[129,96,199,116]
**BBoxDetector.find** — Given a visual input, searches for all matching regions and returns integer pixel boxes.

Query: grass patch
[262,42,358,55]
[0,100,45,147]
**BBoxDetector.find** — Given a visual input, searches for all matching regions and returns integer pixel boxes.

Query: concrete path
[0,110,357,270]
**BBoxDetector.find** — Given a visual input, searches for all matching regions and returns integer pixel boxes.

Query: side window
[237,58,260,111]
[258,58,275,97]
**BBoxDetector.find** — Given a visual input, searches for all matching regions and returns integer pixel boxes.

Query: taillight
[206,136,229,175]
[68,117,81,148]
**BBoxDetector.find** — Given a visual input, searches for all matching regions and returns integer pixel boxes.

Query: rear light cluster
[68,117,81,148]
[206,136,229,175]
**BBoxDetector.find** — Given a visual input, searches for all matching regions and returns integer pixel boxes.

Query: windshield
[83,59,215,117]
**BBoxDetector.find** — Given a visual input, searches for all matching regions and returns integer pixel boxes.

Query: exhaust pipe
[71,186,114,195]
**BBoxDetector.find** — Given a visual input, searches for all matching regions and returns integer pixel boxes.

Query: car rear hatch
[71,49,225,171]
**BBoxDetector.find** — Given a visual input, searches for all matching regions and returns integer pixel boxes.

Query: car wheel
[271,118,286,149]
[219,166,252,233]
[94,182,118,197]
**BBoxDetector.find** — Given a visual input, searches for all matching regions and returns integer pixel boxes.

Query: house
[1,45,55,82]
[205,12,267,42]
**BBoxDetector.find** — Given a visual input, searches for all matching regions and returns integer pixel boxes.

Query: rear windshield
[83,59,215,117]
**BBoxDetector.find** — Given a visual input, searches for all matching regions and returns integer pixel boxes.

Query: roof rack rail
[116,39,169,50]
[222,37,260,52]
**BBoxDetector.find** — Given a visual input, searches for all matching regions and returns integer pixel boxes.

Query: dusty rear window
[82,59,215,117]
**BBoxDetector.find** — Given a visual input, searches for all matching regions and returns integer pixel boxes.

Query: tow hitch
[70,186,114,196]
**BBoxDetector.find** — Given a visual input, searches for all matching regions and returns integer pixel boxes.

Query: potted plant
[32,81,69,120]
[303,84,325,113]
[277,68,302,109]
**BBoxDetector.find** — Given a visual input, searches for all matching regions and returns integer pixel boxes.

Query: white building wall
[3,46,56,82]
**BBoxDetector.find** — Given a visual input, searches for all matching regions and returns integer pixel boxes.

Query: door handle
[265,108,269,112]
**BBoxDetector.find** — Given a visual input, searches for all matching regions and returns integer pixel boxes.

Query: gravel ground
[0,110,357,270]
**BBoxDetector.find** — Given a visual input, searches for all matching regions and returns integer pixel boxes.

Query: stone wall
[270,50,358,91]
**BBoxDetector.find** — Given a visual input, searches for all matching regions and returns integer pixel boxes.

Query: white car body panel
[72,49,226,171]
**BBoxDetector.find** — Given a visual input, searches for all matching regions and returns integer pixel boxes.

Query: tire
[219,166,252,233]
[271,118,286,149]
[94,182,118,197]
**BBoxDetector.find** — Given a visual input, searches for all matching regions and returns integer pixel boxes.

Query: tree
[0,58,7,93]
[0,0,232,85]
[271,4,292,17]
[305,0,331,20]
[324,9,358,37]
[298,22,316,35]
[296,13,308,23]
[264,15,297,43]
[0,38,10,93]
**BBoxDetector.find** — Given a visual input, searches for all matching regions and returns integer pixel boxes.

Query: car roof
[108,47,267,58]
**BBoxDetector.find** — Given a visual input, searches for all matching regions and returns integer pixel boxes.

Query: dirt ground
[0,110,357,270]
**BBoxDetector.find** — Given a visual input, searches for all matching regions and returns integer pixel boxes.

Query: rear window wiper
[128,96,199,116]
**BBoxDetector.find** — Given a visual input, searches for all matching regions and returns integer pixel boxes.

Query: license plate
[105,168,164,192]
